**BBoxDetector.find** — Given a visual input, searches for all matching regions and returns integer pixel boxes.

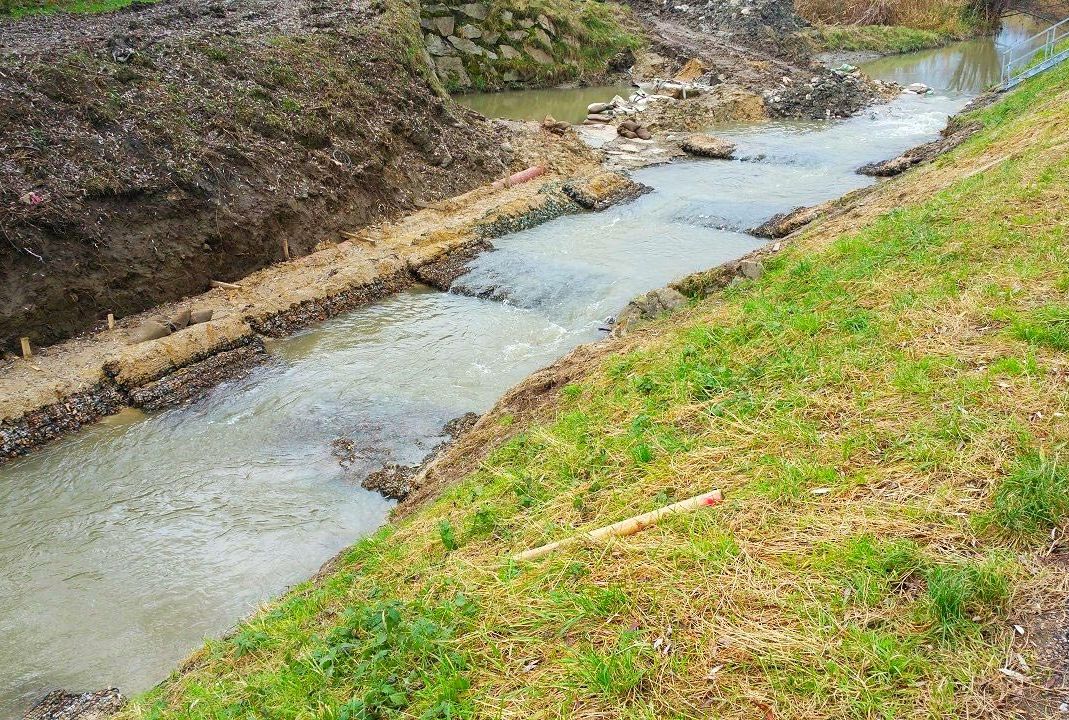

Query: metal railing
[1001,15,1069,88]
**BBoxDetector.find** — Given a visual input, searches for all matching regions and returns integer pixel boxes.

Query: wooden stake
[20,337,32,358]
[282,237,291,261]
[512,489,723,563]
[210,280,242,290]
[107,313,115,330]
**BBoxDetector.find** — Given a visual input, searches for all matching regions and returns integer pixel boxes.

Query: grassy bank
[811,24,960,54]
[796,0,1007,35]
[123,64,1069,719]
[0,0,146,18]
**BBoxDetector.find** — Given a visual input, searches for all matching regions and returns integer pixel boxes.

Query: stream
[0,21,1036,717]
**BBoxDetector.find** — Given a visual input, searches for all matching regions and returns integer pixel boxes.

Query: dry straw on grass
[795,0,1009,32]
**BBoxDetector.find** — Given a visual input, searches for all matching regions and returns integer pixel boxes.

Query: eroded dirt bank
[0,122,644,461]
[0,0,894,358]
[0,0,517,351]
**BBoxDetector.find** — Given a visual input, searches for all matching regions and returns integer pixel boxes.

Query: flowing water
[0,26,1027,718]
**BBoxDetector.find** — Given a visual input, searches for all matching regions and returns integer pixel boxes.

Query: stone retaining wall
[421,0,636,91]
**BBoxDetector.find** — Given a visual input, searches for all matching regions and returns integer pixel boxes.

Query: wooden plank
[512,489,724,562]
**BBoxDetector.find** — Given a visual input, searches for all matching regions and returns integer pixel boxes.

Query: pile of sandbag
[541,115,571,135]
[129,308,214,344]
[616,119,652,140]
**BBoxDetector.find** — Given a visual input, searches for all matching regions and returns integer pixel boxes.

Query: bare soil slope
[0,0,513,351]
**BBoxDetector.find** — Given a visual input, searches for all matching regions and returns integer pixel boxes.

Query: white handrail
[1001,15,1069,87]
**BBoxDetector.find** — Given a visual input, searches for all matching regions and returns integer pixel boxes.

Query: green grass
[813,24,957,54]
[982,454,1069,537]
[120,55,1069,720]
[0,0,150,18]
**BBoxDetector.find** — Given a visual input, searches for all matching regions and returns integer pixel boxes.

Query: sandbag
[170,308,191,330]
[129,320,171,344]
[190,308,214,325]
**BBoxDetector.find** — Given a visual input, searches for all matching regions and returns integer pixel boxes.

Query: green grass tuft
[982,453,1069,537]
[568,630,651,699]
[924,558,1010,638]
[1011,304,1069,351]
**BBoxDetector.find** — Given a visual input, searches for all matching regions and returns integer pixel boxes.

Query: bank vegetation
[120,60,1069,720]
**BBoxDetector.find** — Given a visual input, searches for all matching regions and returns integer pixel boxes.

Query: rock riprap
[419,1,628,91]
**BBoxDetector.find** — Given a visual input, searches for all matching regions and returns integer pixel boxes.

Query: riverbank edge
[807,23,970,63]
[0,158,645,463]
[394,85,1009,514]
[114,62,1069,720]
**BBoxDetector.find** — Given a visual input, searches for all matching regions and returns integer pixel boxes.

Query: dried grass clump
[796,0,1009,33]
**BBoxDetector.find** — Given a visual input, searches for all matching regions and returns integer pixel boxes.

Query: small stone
[532,27,552,48]
[457,23,482,38]
[482,30,500,44]
[498,44,521,59]
[428,14,454,36]
[458,2,488,20]
[503,71,519,82]
[434,56,471,87]
[586,112,611,122]
[518,18,534,28]
[740,259,763,279]
[906,82,931,94]
[500,9,512,21]
[425,33,455,56]
[506,29,527,41]
[523,45,553,64]
[537,13,556,34]
[587,101,612,114]
[448,35,482,54]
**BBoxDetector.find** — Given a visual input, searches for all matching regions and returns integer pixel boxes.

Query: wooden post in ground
[107,313,115,330]
[20,337,32,359]
[282,237,291,261]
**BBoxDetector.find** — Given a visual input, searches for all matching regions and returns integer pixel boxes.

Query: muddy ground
[0,0,516,351]
[620,0,881,119]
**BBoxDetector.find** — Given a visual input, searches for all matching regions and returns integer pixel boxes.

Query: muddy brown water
[458,84,636,124]
[0,27,1031,717]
